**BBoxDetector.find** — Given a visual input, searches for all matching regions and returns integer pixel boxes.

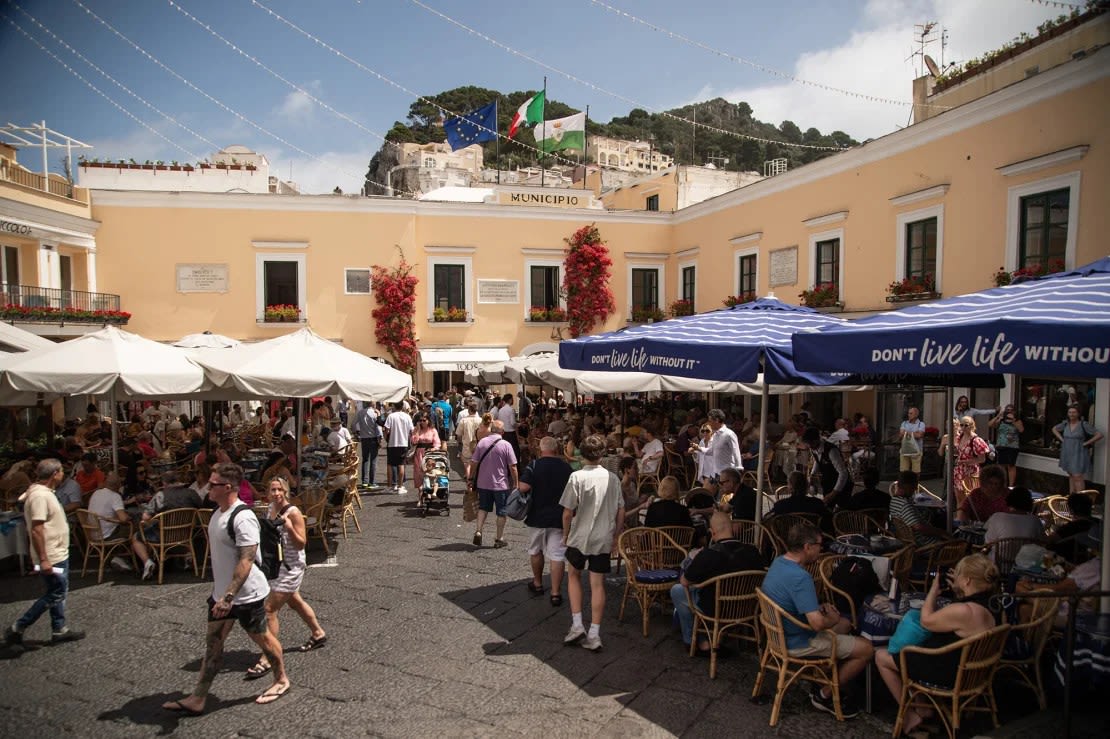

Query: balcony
[0,161,88,205]
[0,284,129,326]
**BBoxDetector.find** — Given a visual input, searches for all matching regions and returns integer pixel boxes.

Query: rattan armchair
[763,513,820,554]
[195,508,214,576]
[907,539,969,591]
[76,509,135,583]
[816,554,859,629]
[730,519,782,567]
[894,624,1011,739]
[687,570,765,678]
[997,595,1059,709]
[656,525,695,554]
[983,536,1043,579]
[617,527,688,637]
[302,495,332,556]
[833,509,888,537]
[753,588,845,726]
[139,508,199,584]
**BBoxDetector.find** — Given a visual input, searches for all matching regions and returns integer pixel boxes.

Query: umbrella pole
[110,386,119,472]
[755,378,769,524]
[945,387,954,534]
[1101,438,1110,614]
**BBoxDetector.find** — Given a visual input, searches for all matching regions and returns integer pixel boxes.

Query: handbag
[503,487,530,521]
[462,488,479,523]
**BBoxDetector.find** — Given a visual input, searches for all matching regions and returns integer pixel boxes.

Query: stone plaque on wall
[769,246,798,287]
[176,263,229,293]
[476,279,519,304]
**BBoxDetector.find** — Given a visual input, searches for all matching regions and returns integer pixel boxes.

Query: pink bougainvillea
[562,224,615,338]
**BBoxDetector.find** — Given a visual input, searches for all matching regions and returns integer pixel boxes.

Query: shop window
[1016,377,1097,459]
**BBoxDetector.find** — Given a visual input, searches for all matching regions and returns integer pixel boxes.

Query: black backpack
[828,556,881,616]
[226,505,287,580]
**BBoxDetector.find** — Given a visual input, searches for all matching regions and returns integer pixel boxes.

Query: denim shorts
[477,488,508,516]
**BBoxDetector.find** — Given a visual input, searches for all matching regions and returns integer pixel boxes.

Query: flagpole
[540,76,547,188]
[583,105,589,191]
[495,98,500,185]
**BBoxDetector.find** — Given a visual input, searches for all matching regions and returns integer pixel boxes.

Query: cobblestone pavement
[1,458,1107,738]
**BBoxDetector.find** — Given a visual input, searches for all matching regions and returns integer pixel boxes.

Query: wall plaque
[476,279,519,304]
[176,263,229,293]
[769,246,798,288]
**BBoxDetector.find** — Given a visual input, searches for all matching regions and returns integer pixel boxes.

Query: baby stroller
[420,450,451,517]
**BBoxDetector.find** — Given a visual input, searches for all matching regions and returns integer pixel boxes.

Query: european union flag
[443,101,498,151]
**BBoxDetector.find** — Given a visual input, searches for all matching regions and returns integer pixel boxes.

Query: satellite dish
[924,54,941,77]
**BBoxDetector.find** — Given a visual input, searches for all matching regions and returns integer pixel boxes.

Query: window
[904,217,937,282]
[256,253,306,321]
[423,157,436,169]
[1016,377,1097,459]
[631,268,659,310]
[529,265,560,311]
[738,254,757,298]
[645,194,659,211]
[3,245,19,287]
[344,268,371,295]
[1019,188,1069,270]
[434,264,465,312]
[58,255,72,292]
[815,238,840,289]
[681,265,696,305]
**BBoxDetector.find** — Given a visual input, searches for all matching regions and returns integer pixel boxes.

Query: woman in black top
[643,476,693,528]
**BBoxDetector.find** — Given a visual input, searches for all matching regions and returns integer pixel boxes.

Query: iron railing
[0,283,125,322]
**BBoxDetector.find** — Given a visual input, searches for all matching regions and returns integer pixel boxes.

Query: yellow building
[80,40,1108,484]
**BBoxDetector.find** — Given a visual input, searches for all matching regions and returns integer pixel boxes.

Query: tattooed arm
[224,544,257,601]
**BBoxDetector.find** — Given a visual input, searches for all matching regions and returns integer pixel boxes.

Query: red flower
[562,224,615,338]
[371,256,418,373]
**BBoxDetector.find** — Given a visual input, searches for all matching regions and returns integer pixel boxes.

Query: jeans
[670,581,701,645]
[360,436,380,485]
[17,558,70,633]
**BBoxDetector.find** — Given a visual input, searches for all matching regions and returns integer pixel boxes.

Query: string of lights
[11,1,219,155]
[1026,0,1081,9]
[67,0,404,195]
[587,0,953,111]
[2,12,204,162]
[404,0,850,151]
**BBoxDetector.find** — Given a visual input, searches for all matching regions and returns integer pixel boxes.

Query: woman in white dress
[245,476,327,679]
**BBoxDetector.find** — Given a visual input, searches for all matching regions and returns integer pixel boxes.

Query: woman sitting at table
[619,456,650,526]
[874,553,1001,735]
[643,476,693,528]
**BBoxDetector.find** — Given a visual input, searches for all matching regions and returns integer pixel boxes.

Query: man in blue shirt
[761,521,872,718]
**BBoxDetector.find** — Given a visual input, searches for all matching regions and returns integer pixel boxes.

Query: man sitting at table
[326,418,352,453]
[1047,493,1095,562]
[769,471,828,518]
[671,512,764,656]
[956,465,1010,524]
[88,473,134,569]
[131,470,203,581]
[761,521,873,718]
[634,428,664,477]
[889,471,947,547]
[839,467,889,512]
[719,467,757,521]
[984,486,1044,545]
[75,453,106,497]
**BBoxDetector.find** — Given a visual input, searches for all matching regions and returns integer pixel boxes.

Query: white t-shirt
[639,438,664,475]
[88,487,125,539]
[984,511,1045,545]
[209,503,270,605]
[496,404,517,432]
[385,411,414,449]
[827,428,850,444]
[559,465,623,556]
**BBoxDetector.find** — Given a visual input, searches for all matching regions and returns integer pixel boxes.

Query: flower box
[0,305,130,324]
[264,304,301,322]
[886,291,941,304]
[723,293,756,308]
[994,259,1065,286]
[668,299,694,318]
[812,304,844,313]
[630,307,664,323]
[799,283,840,308]
[432,307,468,323]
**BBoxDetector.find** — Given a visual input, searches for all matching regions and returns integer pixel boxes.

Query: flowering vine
[371,249,418,373]
[562,224,615,338]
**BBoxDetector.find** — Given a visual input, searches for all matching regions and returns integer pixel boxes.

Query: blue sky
[0,0,1062,193]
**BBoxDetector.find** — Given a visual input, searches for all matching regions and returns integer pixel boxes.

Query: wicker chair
[753,588,845,726]
[618,527,687,637]
[75,509,135,583]
[833,509,888,537]
[656,525,696,555]
[983,536,1043,580]
[687,570,765,678]
[663,445,689,490]
[763,513,821,554]
[730,519,782,567]
[195,508,214,576]
[1046,496,1073,527]
[888,516,917,547]
[139,508,199,584]
[886,545,915,587]
[302,495,332,556]
[997,595,1059,710]
[894,624,1011,739]
[908,539,969,591]
[816,554,859,629]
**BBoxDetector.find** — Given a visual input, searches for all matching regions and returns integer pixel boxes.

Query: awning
[420,347,510,373]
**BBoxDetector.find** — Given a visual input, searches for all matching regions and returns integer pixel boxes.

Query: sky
[0,0,1068,194]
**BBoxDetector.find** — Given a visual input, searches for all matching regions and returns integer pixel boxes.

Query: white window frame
[343,267,371,295]
[256,253,307,321]
[807,228,845,292]
[523,258,564,320]
[895,204,945,293]
[732,246,759,298]
[626,262,665,317]
[426,255,473,321]
[678,259,696,306]
[1005,171,1080,272]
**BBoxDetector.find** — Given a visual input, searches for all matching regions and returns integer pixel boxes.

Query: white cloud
[269,148,372,195]
[274,81,324,126]
[714,0,1061,140]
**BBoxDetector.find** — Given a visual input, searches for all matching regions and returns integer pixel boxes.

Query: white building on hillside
[588,135,674,173]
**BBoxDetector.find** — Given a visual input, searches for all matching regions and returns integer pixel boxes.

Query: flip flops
[298,635,327,652]
[256,682,290,705]
[162,699,204,716]
[245,660,272,680]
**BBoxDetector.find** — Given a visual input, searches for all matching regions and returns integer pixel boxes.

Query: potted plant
[723,292,756,308]
[799,282,841,309]
[547,306,567,322]
[264,305,283,322]
[885,274,938,302]
[529,306,549,322]
[994,259,1065,286]
[433,306,467,322]
[630,306,664,323]
[668,298,694,317]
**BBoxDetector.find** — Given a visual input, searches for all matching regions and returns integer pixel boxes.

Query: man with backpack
[162,463,289,715]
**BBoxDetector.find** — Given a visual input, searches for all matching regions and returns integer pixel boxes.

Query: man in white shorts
[518,437,573,605]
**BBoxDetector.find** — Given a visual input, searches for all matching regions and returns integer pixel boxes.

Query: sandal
[550,594,563,607]
[298,634,328,652]
[526,582,545,596]
[245,660,271,680]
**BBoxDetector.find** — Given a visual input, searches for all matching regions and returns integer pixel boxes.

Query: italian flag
[536,112,586,153]
[508,91,544,139]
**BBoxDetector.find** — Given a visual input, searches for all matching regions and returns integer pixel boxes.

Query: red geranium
[371,253,418,373]
[562,224,615,338]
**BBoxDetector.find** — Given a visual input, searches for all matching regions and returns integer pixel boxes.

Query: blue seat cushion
[635,568,679,584]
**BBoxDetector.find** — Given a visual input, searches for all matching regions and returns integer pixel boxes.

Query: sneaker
[493,539,508,549]
[581,635,603,651]
[51,627,86,644]
[4,626,23,646]
[110,556,133,572]
[810,688,859,719]
[142,559,157,581]
[472,531,482,547]
[396,485,406,494]
[563,625,586,645]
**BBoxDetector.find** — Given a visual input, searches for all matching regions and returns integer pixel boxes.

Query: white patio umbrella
[0,322,54,353]
[191,327,411,403]
[173,331,241,349]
